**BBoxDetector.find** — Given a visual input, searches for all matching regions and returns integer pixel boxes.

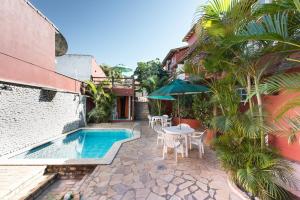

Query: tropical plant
[101,64,132,79]
[192,94,213,127]
[134,59,169,94]
[172,96,195,119]
[134,59,170,115]
[260,73,300,143]
[148,99,168,116]
[184,0,300,198]
[214,133,295,200]
[85,80,115,123]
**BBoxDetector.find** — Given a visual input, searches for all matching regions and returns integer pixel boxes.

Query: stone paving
[39,122,240,200]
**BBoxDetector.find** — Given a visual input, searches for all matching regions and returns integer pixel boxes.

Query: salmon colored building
[92,76,135,121]
[0,0,82,93]
[0,0,87,157]
[162,46,189,79]
[164,21,300,165]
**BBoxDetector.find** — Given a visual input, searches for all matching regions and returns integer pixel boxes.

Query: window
[237,88,247,103]
[259,0,272,4]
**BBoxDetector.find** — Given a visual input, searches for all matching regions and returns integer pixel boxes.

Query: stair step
[0,166,57,200]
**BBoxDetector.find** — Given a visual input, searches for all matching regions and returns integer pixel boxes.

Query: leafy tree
[134,58,169,94]
[134,59,170,116]
[101,64,132,79]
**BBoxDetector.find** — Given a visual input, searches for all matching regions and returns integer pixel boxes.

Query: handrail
[91,76,136,89]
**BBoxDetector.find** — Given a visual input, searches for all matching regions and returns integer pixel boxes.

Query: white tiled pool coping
[0,125,141,166]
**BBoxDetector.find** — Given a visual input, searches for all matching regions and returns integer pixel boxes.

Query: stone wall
[134,102,149,120]
[0,82,86,156]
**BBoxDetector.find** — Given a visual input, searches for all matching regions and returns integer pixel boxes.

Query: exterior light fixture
[0,84,13,91]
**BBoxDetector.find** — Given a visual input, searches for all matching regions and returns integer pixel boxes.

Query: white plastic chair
[154,125,164,145]
[162,133,185,163]
[177,123,190,128]
[148,115,155,128]
[189,130,207,158]
[162,117,172,127]
[162,115,169,118]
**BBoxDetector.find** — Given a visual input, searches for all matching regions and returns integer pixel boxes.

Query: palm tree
[85,80,115,123]
[185,0,299,198]
[191,0,300,148]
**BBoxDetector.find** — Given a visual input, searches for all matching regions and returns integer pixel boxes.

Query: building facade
[0,0,86,156]
[56,54,106,82]
[162,46,189,80]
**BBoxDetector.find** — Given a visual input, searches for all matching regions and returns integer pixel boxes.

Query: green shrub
[192,94,213,128]
[214,134,294,200]
[85,81,115,123]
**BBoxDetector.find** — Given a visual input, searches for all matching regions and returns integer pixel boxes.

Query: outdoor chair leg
[199,147,202,158]
[199,143,204,158]
[163,146,166,159]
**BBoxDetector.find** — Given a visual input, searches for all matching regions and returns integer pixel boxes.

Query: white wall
[0,82,86,156]
[55,54,92,81]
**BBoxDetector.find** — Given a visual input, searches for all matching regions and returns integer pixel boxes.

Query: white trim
[0,78,81,95]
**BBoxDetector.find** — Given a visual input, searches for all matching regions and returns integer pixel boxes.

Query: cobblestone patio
[39,122,240,200]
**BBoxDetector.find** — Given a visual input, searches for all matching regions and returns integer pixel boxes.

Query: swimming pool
[1,127,140,165]
[14,129,132,159]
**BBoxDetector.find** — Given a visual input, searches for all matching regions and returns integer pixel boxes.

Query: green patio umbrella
[147,95,175,116]
[149,79,209,96]
[148,79,209,127]
[147,95,176,101]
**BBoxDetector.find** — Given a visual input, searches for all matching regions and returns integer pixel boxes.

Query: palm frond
[294,0,300,11]
[276,96,300,119]
[262,72,300,94]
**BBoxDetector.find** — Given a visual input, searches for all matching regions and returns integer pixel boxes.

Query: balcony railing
[91,76,136,89]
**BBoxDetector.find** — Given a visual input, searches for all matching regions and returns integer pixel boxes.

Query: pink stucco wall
[264,91,300,162]
[91,58,106,78]
[0,0,55,71]
[0,53,81,92]
[168,48,189,69]
[0,0,81,93]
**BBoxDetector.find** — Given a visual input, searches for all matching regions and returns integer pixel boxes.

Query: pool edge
[0,123,141,166]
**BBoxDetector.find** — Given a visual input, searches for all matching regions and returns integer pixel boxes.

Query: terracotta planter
[205,129,216,146]
[172,118,201,129]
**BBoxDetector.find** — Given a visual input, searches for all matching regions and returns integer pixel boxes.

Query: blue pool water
[14,129,132,159]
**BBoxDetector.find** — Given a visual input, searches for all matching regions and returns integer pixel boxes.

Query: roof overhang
[182,24,196,42]
[162,46,189,66]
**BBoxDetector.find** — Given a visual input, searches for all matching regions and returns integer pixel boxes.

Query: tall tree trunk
[254,77,265,148]
[247,74,253,115]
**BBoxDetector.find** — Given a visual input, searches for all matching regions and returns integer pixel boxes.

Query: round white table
[163,126,195,157]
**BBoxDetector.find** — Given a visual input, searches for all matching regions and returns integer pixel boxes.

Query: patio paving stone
[37,122,241,200]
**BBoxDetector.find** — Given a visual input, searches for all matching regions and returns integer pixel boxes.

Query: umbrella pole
[178,96,181,129]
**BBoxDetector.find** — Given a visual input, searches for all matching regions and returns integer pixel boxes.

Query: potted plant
[172,95,202,129]
[192,94,215,144]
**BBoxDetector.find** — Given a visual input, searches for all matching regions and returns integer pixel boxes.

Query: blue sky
[30,0,206,71]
